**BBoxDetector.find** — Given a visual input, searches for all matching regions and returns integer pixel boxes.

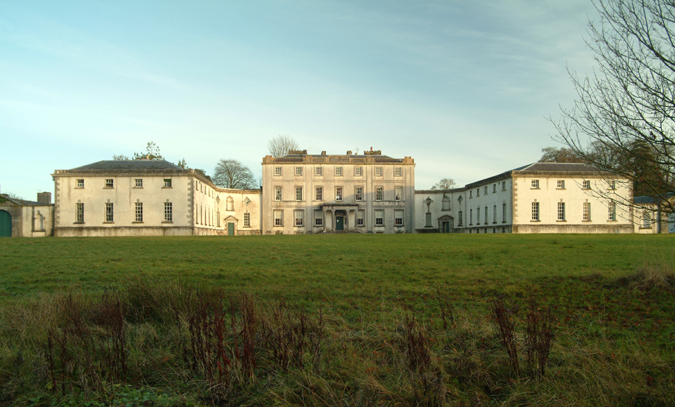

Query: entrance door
[442,221,450,233]
[336,217,344,231]
[0,210,11,237]
[227,222,235,236]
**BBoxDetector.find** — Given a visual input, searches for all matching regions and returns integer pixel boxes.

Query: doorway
[0,210,11,237]
[227,222,235,236]
[336,217,344,231]
[442,221,450,233]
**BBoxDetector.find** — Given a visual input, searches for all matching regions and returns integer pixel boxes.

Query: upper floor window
[135,179,143,188]
[557,180,565,189]
[395,187,402,201]
[484,186,488,195]
[315,186,323,201]
[394,167,402,177]
[476,188,480,197]
[609,180,616,190]
[105,179,114,188]
[335,187,343,201]
[531,180,539,189]
[226,196,234,211]
[355,186,364,201]
[469,190,472,198]
[335,166,343,176]
[355,167,363,176]
[442,196,450,211]
[315,167,323,176]
[375,167,383,177]
[274,166,282,176]
[502,182,506,191]
[493,184,496,193]
[583,180,591,190]
[295,167,303,176]
[164,179,172,188]
[375,187,384,201]
[76,179,84,188]
[275,186,282,201]
[295,187,303,201]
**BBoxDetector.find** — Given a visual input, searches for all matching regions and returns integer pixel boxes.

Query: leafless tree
[213,159,257,189]
[431,178,456,190]
[551,0,675,213]
[113,141,164,161]
[539,147,586,163]
[268,135,299,157]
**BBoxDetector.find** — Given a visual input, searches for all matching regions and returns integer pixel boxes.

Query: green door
[228,222,235,236]
[0,210,11,237]
[442,221,450,233]
[336,217,344,231]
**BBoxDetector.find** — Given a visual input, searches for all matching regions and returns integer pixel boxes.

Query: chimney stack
[37,192,51,205]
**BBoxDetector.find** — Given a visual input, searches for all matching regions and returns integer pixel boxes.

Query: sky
[0,0,599,200]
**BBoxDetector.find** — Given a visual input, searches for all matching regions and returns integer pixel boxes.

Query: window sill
[582,220,593,223]
[530,188,540,190]
[530,220,541,223]
[357,224,365,227]
[73,222,85,225]
[556,188,566,190]
[556,220,567,223]
[607,220,618,223]
[492,222,497,224]
[133,187,143,189]
[162,187,173,189]
[103,187,114,189]
[162,221,173,224]
[639,226,652,229]
[103,222,114,224]
[74,187,84,190]
[502,221,507,224]
[132,221,143,224]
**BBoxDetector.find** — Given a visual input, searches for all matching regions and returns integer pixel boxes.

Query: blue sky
[0,0,598,200]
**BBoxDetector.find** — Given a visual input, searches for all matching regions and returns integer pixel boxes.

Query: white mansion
[1,149,671,237]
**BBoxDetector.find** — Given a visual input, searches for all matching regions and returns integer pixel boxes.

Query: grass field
[0,234,674,406]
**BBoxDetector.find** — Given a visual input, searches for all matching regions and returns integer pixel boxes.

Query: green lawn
[0,234,673,406]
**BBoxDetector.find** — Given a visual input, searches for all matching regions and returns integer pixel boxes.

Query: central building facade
[261,150,415,234]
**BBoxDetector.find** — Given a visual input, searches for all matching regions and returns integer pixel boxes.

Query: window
[133,179,142,188]
[274,210,283,226]
[335,166,343,176]
[375,210,384,226]
[484,206,488,224]
[295,167,303,176]
[502,182,506,191]
[76,179,84,188]
[469,191,472,198]
[294,210,304,227]
[226,196,234,211]
[315,211,323,227]
[375,167,383,177]
[484,186,488,195]
[425,212,432,227]
[531,201,539,221]
[275,186,282,201]
[503,203,507,223]
[105,203,114,222]
[470,209,473,225]
[76,203,84,223]
[557,202,565,221]
[609,180,616,190]
[557,180,565,189]
[164,202,172,222]
[583,202,591,221]
[583,180,591,189]
[335,187,343,201]
[105,179,114,188]
[395,210,404,226]
[477,207,480,224]
[357,210,365,226]
[135,202,143,222]
[355,167,363,176]
[458,211,463,226]
[476,188,480,197]
[275,166,282,176]
[531,180,539,189]
[315,187,323,201]
[295,187,303,201]
[244,212,250,227]
[493,205,497,223]
[376,187,383,201]
[164,179,172,188]
[395,187,402,201]
[442,196,450,210]
[608,201,616,221]
[315,167,323,176]
[493,184,496,193]
[394,167,402,177]
[355,186,363,201]
[642,210,651,228]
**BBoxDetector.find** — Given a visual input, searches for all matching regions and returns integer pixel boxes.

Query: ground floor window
[557,202,565,221]
[294,210,304,227]
[531,202,539,221]
[425,212,431,227]
[135,202,143,222]
[395,210,404,226]
[105,203,114,222]
[274,210,283,226]
[244,211,250,227]
[375,209,384,226]
[583,202,591,221]
[357,210,365,226]
[314,211,323,227]
[76,203,84,223]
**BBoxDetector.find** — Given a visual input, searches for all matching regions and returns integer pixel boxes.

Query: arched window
[226,196,234,211]
[442,196,450,211]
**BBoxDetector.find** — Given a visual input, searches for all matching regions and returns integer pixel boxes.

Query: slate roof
[0,194,42,206]
[517,162,601,173]
[72,160,184,170]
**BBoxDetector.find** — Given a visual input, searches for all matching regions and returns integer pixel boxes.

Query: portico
[321,203,359,232]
